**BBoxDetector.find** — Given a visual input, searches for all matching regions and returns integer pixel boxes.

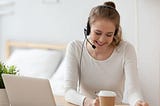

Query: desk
[54,95,129,106]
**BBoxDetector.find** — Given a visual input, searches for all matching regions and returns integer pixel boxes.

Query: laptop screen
[2,74,57,106]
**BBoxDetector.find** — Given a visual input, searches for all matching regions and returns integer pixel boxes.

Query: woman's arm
[64,41,86,106]
[123,43,144,106]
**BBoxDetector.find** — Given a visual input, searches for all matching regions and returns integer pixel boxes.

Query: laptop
[2,74,57,106]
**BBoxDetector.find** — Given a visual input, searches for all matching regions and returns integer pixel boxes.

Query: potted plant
[0,61,18,106]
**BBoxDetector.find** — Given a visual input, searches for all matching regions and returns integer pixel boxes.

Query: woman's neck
[87,42,114,60]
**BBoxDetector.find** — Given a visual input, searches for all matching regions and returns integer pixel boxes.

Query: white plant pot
[0,89,9,106]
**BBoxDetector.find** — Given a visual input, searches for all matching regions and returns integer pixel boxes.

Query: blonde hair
[88,1,122,46]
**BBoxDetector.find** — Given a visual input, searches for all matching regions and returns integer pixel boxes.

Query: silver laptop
[2,74,57,106]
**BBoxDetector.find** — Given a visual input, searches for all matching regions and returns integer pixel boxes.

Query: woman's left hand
[135,100,149,106]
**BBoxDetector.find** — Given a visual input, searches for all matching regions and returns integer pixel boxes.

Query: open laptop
[2,74,58,106]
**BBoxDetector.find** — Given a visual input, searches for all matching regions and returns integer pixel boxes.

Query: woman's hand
[83,97,99,106]
[135,100,149,106]
[92,98,99,106]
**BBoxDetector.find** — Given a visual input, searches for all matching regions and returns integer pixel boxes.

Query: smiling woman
[63,1,149,106]
[88,19,116,60]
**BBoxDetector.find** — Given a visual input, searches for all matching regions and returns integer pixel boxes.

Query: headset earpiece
[86,21,90,36]
[114,28,118,36]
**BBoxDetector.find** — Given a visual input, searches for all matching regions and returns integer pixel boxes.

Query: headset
[84,5,119,37]
[78,5,119,92]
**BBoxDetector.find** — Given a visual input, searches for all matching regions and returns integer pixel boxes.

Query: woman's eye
[106,33,113,37]
[95,32,101,35]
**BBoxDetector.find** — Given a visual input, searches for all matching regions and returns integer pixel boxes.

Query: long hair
[88,1,122,46]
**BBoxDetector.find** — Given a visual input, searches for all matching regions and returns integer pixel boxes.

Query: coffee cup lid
[98,90,116,97]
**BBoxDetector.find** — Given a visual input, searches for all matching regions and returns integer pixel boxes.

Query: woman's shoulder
[116,40,135,52]
[67,40,83,48]
[68,40,83,45]
[119,40,134,47]
[66,40,84,52]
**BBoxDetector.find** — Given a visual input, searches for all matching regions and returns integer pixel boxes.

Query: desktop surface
[54,95,129,106]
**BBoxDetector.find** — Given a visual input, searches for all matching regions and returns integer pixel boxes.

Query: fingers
[136,100,149,106]
[141,102,149,106]
[92,98,100,106]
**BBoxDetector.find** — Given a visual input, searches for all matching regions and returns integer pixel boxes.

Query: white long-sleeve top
[64,40,143,106]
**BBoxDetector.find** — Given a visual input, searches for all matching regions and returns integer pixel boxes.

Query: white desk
[54,95,129,106]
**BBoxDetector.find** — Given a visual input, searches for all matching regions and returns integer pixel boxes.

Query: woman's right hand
[92,98,99,106]
[83,97,100,106]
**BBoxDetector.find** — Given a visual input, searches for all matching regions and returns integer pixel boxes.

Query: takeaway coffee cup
[98,90,116,106]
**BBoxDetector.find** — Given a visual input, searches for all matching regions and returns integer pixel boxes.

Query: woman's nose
[98,35,107,43]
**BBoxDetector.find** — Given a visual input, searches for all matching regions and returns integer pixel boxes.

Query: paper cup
[98,90,116,106]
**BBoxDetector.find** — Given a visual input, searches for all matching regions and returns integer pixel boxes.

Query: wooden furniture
[55,95,129,106]
[5,40,66,59]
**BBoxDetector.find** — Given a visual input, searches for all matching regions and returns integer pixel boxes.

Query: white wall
[137,0,160,105]
[0,0,159,106]
[0,0,138,59]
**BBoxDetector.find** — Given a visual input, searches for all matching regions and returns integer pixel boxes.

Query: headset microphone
[84,28,96,49]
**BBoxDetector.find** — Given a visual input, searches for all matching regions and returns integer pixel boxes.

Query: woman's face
[89,19,116,50]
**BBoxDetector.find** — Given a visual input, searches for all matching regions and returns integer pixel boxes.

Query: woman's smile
[95,41,106,46]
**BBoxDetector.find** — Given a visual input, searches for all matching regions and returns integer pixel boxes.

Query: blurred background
[0,0,159,106]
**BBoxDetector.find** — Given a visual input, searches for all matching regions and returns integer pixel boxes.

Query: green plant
[0,62,18,88]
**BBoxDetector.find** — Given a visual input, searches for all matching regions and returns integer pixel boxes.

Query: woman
[64,1,149,106]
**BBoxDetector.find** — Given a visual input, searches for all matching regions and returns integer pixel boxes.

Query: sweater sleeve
[124,43,144,106]
[64,41,86,106]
